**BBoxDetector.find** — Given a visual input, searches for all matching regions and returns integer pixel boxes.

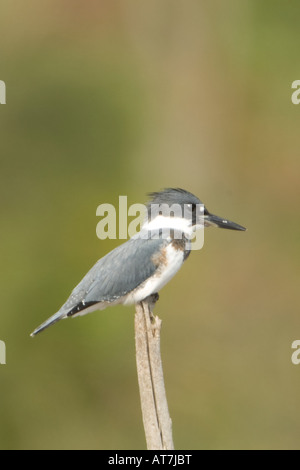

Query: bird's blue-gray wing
[56,235,162,309]
[30,233,168,336]
[76,235,167,305]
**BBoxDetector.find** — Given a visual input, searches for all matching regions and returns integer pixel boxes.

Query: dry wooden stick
[135,294,174,450]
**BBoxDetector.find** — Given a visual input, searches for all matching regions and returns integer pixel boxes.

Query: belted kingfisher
[31,188,246,336]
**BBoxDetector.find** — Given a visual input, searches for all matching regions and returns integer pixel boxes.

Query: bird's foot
[143,293,159,325]
[147,293,159,306]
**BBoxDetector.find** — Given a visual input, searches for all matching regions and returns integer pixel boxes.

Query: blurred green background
[1,0,299,450]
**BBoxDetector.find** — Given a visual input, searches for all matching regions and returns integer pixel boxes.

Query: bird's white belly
[124,244,185,304]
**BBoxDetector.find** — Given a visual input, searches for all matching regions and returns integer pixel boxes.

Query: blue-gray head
[144,188,246,233]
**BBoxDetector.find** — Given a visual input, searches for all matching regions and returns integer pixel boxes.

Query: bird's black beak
[204,212,246,231]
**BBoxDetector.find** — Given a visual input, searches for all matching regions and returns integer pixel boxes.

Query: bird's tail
[30,311,66,337]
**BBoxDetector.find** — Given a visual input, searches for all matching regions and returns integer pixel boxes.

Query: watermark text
[291,340,300,365]
[96,196,205,250]
[291,80,300,105]
[0,340,6,365]
[0,80,6,104]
